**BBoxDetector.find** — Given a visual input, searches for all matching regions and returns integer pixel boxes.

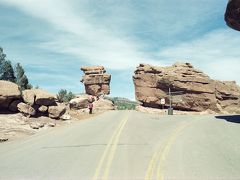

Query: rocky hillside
[133,63,240,113]
[81,66,111,96]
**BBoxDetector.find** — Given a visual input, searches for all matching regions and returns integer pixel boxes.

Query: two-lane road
[1,111,240,179]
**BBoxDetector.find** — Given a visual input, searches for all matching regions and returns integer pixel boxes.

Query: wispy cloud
[0,0,153,69]
[156,29,240,84]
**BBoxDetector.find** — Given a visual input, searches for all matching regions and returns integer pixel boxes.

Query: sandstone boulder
[29,122,44,129]
[38,105,48,113]
[81,66,111,96]
[22,89,56,106]
[69,95,90,109]
[48,104,66,119]
[22,89,35,106]
[61,114,71,120]
[34,89,56,106]
[0,80,21,109]
[93,99,115,111]
[225,0,240,31]
[133,63,240,113]
[17,102,36,117]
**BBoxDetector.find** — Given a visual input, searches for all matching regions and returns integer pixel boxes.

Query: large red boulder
[133,63,240,113]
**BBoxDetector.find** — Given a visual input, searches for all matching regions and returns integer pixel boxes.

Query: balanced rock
[0,80,21,109]
[133,63,240,113]
[17,102,36,117]
[225,0,240,31]
[48,104,66,119]
[81,66,111,96]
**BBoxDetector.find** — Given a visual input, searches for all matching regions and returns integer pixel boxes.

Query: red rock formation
[81,66,111,96]
[133,63,240,113]
[225,0,240,31]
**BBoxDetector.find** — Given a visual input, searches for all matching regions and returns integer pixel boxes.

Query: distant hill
[105,97,139,110]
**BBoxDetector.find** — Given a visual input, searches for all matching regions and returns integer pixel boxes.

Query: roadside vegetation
[106,97,137,110]
[57,89,75,103]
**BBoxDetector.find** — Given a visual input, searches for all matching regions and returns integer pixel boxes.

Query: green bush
[57,89,75,103]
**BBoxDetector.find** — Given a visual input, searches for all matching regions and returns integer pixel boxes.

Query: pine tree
[1,60,16,82]
[0,47,6,79]
[15,63,31,90]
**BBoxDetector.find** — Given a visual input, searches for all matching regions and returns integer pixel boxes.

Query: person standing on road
[88,95,95,114]
[88,102,93,114]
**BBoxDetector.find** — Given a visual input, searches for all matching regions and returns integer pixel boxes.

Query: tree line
[0,47,32,90]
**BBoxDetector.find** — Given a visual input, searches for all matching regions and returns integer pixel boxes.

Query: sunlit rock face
[225,0,240,31]
[133,63,240,113]
[81,66,111,96]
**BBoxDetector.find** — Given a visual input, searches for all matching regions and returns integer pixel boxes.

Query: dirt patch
[0,110,104,143]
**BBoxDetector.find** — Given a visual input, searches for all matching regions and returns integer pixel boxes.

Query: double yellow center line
[93,116,129,180]
[145,121,192,180]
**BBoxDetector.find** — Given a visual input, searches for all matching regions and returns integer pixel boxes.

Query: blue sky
[0,0,239,100]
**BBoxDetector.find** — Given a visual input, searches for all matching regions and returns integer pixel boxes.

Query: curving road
[0,111,240,180]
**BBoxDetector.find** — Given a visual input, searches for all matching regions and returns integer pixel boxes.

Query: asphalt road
[0,111,240,180]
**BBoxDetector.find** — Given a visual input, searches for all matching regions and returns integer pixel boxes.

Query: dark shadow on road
[215,115,240,124]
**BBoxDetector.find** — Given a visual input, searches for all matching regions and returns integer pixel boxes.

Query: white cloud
[0,0,227,70]
[0,0,153,69]
[157,29,240,84]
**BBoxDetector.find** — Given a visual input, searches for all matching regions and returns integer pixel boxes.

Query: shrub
[57,89,75,103]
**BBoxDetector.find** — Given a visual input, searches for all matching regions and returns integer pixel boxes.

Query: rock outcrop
[69,94,115,112]
[133,63,240,113]
[225,0,240,31]
[0,80,68,119]
[81,66,111,96]
[69,94,90,110]
[22,89,56,106]
[17,102,36,117]
[93,99,115,111]
[0,80,21,109]
[48,104,66,119]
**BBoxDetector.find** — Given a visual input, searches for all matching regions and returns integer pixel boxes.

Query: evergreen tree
[1,60,16,82]
[15,63,30,90]
[0,47,6,79]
